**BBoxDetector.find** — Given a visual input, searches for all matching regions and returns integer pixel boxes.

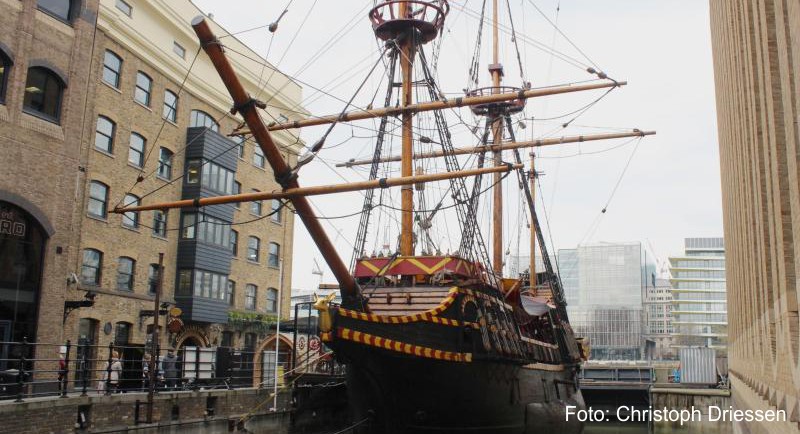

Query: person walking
[141,353,152,391]
[99,350,122,394]
[162,349,178,390]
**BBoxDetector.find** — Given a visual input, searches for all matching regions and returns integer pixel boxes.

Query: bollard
[15,338,27,403]
[105,342,113,395]
[61,340,71,398]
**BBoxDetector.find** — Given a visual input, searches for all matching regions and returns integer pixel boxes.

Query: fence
[0,337,339,402]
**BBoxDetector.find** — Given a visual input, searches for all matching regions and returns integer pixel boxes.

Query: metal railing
[0,339,328,402]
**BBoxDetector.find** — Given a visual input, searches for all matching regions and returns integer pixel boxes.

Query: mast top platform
[369,1,449,44]
[467,86,527,116]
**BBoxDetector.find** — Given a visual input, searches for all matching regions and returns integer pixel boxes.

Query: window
[152,210,167,237]
[0,49,10,103]
[186,270,228,300]
[230,230,238,256]
[163,90,178,122]
[235,136,245,159]
[173,42,186,59]
[102,50,122,88]
[114,322,131,345]
[122,194,140,228]
[128,133,146,167]
[23,67,64,122]
[266,288,278,313]
[244,332,257,350]
[221,331,233,347]
[268,242,280,268]
[37,0,72,21]
[250,190,262,215]
[247,236,260,262]
[190,110,218,132]
[271,199,282,223]
[87,181,109,218]
[226,280,235,306]
[253,146,265,168]
[94,116,115,153]
[81,249,103,286]
[148,263,160,295]
[177,269,192,295]
[134,71,152,106]
[115,0,131,16]
[158,147,173,179]
[117,257,135,291]
[245,284,257,310]
[184,159,234,194]
[180,213,231,248]
[233,181,241,209]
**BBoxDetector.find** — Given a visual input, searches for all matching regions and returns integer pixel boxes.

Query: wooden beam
[111,164,523,213]
[337,130,656,167]
[236,81,626,134]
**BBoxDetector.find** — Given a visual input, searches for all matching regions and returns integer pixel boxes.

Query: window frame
[102,50,123,88]
[226,280,236,306]
[134,71,152,106]
[268,242,280,268]
[94,115,115,153]
[23,66,65,123]
[245,284,257,310]
[230,229,238,257]
[157,147,174,180]
[163,90,178,122]
[250,189,262,216]
[0,49,11,104]
[122,194,140,229]
[116,257,135,291]
[271,199,282,223]
[148,263,160,295]
[152,210,167,238]
[173,41,186,59]
[189,109,219,132]
[37,0,74,22]
[128,132,146,167]
[252,146,265,168]
[115,0,132,16]
[87,180,109,219]
[266,288,278,313]
[247,236,260,262]
[81,249,103,286]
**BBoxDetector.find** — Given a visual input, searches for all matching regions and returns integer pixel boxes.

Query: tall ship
[116,1,654,432]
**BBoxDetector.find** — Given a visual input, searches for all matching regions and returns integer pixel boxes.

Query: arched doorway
[253,334,293,388]
[0,201,47,345]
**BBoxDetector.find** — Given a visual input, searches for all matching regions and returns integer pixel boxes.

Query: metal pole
[273,258,283,409]
[61,340,71,398]
[146,252,164,423]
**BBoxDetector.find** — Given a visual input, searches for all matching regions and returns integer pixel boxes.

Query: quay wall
[0,388,289,434]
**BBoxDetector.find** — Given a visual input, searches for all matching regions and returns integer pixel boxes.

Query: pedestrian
[162,348,178,390]
[57,352,67,393]
[142,353,151,391]
[99,350,123,394]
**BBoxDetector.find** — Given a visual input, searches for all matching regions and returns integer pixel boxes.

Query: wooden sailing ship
[115,2,654,432]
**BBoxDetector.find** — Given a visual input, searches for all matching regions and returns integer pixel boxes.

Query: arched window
[37,0,73,22]
[23,66,65,122]
[114,322,132,345]
[0,49,10,103]
[81,249,103,286]
[163,90,178,122]
[122,194,140,228]
[94,115,115,153]
[266,288,278,313]
[268,242,280,268]
[245,285,257,311]
[148,263,160,295]
[157,147,173,179]
[190,109,218,132]
[134,71,152,106]
[102,50,122,88]
[128,132,146,167]
[247,236,260,262]
[87,180,109,218]
[116,257,135,291]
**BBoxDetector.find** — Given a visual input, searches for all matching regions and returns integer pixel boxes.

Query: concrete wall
[709,0,800,432]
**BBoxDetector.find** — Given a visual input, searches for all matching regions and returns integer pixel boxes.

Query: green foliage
[227,311,277,334]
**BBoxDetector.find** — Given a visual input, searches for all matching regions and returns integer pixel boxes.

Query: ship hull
[337,341,585,434]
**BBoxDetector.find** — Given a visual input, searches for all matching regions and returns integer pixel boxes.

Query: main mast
[490,0,504,274]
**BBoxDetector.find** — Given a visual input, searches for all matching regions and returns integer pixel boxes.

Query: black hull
[337,341,585,434]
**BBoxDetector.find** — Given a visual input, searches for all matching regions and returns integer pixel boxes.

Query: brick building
[1,0,304,389]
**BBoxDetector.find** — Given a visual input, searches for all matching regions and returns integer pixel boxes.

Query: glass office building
[557,242,656,360]
[668,237,727,351]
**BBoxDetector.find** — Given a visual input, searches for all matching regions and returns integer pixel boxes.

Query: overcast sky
[193,0,722,291]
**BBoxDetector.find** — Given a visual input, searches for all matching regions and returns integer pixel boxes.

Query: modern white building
[643,278,674,360]
[668,238,727,352]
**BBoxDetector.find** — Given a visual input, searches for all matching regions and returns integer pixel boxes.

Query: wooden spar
[234,81,626,135]
[490,0,503,275]
[336,130,656,167]
[188,17,360,299]
[529,153,536,287]
[111,164,523,214]
[399,1,415,257]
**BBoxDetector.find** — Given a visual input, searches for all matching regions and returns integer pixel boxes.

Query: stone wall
[709,0,800,431]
